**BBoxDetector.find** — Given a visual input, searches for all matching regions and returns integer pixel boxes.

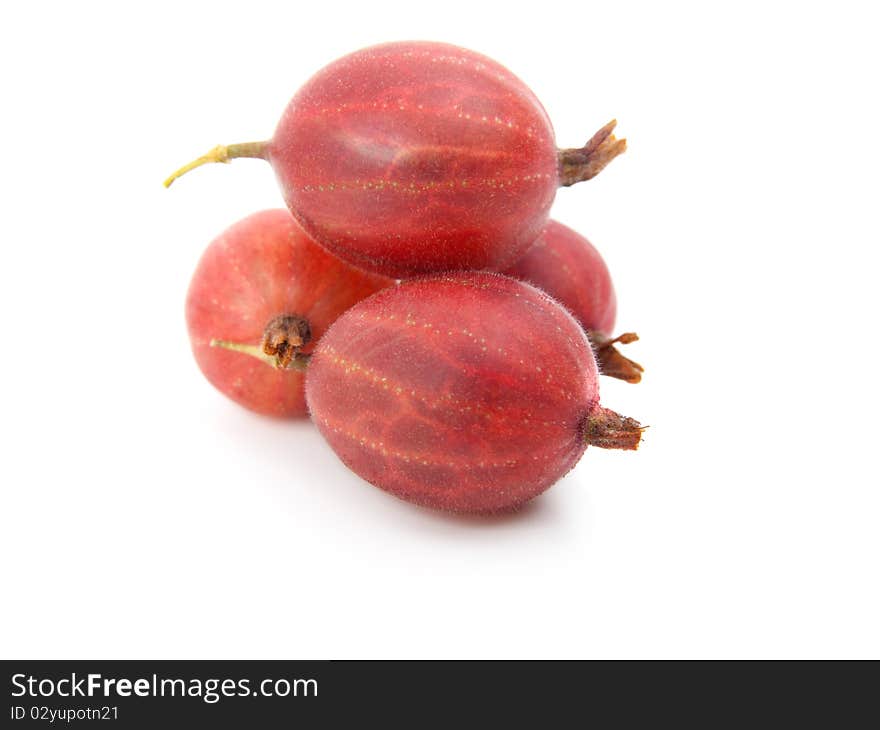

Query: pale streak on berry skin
[313,101,534,140]
[304,46,520,97]
[318,344,570,428]
[297,172,552,195]
[315,414,521,471]
[349,305,584,413]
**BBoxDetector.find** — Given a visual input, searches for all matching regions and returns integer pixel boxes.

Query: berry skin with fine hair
[305,272,642,513]
[504,219,644,383]
[165,41,626,278]
[186,209,393,417]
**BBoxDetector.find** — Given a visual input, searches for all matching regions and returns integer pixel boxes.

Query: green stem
[164,141,269,187]
[210,339,277,368]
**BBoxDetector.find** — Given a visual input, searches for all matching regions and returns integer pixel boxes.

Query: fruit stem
[209,313,312,372]
[582,407,645,450]
[210,339,279,367]
[163,141,269,188]
[210,340,312,372]
[588,331,644,384]
[557,120,627,187]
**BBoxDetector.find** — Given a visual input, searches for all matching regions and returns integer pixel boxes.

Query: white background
[1,1,878,659]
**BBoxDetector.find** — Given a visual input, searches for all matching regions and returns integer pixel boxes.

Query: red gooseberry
[186,209,392,416]
[165,41,625,278]
[304,272,642,513]
[503,219,644,383]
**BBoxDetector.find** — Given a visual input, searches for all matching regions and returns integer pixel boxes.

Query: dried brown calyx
[582,407,645,450]
[262,314,312,368]
[210,313,312,371]
[588,331,644,384]
[558,120,627,187]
